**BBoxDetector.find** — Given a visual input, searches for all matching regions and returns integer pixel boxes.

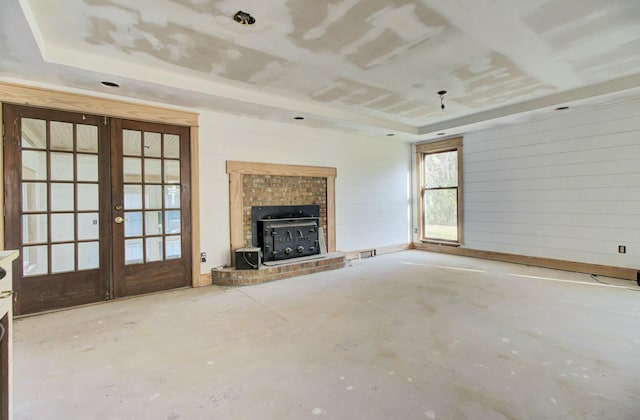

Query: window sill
[419,240,461,247]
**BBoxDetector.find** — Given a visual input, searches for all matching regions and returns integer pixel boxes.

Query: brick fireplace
[214,161,343,285]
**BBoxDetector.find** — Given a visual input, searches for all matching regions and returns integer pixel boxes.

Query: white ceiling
[1,0,640,141]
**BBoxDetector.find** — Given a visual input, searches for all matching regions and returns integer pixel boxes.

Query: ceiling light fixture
[438,90,447,111]
[101,81,119,88]
[233,11,255,25]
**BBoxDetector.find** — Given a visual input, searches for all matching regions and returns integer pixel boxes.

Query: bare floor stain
[12,251,640,419]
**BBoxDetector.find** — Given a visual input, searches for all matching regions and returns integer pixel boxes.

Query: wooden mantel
[226,161,337,263]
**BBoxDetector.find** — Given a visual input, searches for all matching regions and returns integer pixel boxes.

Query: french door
[3,105,192,315]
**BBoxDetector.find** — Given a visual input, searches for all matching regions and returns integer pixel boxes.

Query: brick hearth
[211,253,346,286]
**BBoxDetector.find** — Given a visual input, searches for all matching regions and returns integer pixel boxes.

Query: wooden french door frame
[0,82,204,289]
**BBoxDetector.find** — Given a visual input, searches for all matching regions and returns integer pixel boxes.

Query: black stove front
[252,205,321,262]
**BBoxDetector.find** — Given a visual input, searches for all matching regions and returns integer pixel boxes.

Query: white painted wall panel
[198,111,410,272]
[462,103,640,269]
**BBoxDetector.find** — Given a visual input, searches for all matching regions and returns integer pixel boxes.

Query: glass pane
[21,118,46,149]
[50,152,74,181]
[123,158,142,183]
[51,213,75,242]
[77,154,98,182]
[166,235,181,259]
[165,210,181,234]
[164,134,180,158]
[164,185,180,209]
[51,243,75,273]
[51,183,74,211]
[124,185,143,209]
[78,242,100,270]
[22,150,47,180]
[78,213,99,240]
[22,182,47,212]
[423,189,458,241]
[145,211,163,235]
[145,158,162,183]
[164,160,180,184]
[144,132,161,157]
[145,185,162,209]
[77,184,99,211]
[424,151,457,188]
[22,214,47,244]
[77,124,98,153]
[146,237,163,262]
[125,238,144,265]
[123,130,141,156]
[124,212,143,237]
[23,245,48,276]
[50,121,73,151]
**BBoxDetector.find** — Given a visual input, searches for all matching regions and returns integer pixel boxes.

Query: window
[416,138,463,244]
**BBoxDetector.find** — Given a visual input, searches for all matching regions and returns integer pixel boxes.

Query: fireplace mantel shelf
[211,252,346,286]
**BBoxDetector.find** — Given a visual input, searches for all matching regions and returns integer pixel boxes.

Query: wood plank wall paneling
[462,102,640,270]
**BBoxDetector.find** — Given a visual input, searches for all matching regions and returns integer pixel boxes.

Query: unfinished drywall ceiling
[1,0,639,138]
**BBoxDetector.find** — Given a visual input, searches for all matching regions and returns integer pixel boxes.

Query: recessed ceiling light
[101,81,119,88]
[555,106,570,111]
[293,116,305,120]
[437,132,446,135]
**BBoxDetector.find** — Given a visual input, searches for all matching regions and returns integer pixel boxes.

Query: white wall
[460,100,640,269]
[198,111,411,272]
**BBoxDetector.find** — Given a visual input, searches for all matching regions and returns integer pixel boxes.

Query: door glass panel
[77,124,98,153]
[77,154,98,181]
[123,130,142,156]
[166,236,181,259]
[145,211,163,235]
[124,185,143,209]
[78,242,100,270]
[23,245,48,276]
[124,212,143,237]
[145,158,162,183]
[50,121,73,151]
[51,183,74,211]
[145,185,162,209]
[123,158,142,183]
[144,132,161,157]
[164,134,180,158]
[22,214,47,244]
[164,186,180,208]
[77,184,99,211]
[22,182,47,212]
[22,150,47,180]
[21,118,46,149]
[146,237,163,262]
[51,152,74,181]
[51,243,75,273]
[51,213,75,242]
[77,213,99,240]
[165,210,181,234]
[125,238,144,265]
[164,160,180,184]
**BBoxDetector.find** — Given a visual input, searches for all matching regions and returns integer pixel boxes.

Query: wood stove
[252,205,321,262]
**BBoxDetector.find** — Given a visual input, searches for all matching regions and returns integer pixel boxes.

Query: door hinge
[103,116,107,126]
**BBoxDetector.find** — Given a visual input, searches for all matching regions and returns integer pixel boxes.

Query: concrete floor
[12,251,640,419]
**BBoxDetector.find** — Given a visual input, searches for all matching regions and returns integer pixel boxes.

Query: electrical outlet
[618,245,626,254]
[200,252,207,262]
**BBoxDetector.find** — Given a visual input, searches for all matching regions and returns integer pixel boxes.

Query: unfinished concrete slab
[13,251,640,419]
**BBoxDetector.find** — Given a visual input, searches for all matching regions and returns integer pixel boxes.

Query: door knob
[114,216,125,224]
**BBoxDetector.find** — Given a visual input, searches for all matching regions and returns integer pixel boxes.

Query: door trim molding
[0,82,202,288]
